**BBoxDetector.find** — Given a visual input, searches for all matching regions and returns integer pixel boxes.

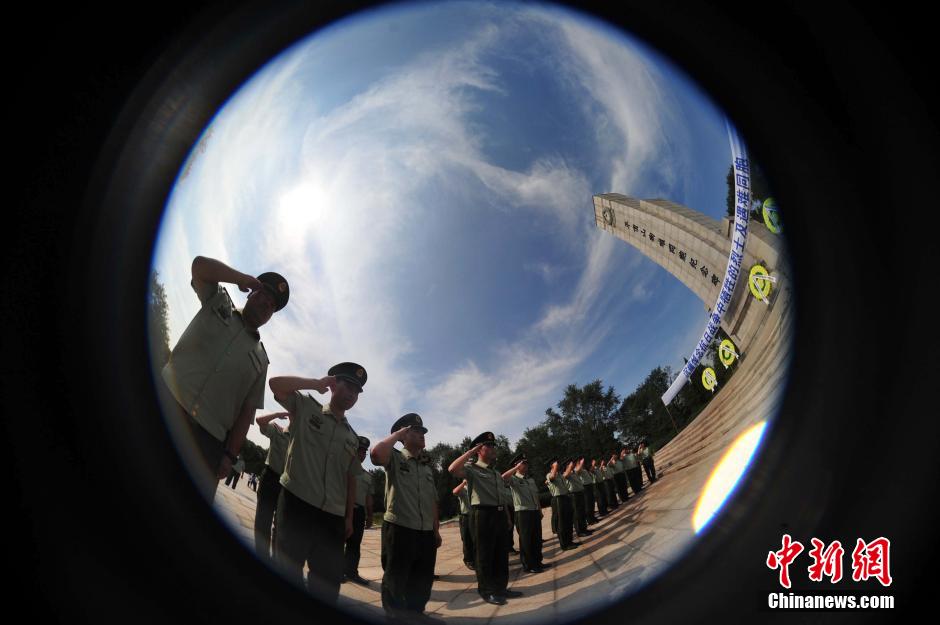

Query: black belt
[472,505,505,511]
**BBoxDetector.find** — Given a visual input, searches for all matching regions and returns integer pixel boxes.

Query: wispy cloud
[153,6,688,456]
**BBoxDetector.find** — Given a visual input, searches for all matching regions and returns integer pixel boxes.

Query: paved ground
[214,465,703,625]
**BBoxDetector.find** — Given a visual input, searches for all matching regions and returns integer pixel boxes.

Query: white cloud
[153,6,688,453]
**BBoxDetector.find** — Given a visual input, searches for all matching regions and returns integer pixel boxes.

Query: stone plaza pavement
[214,465,704,625]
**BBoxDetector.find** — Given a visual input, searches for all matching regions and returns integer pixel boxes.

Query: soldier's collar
[322,403,346,423]
[475,459,489,469]
[400,447,417,461]
[233,309,261,340]
[514,471,526,478]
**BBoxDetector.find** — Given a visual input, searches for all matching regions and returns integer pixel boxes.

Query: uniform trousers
[165,384,225,500]
[514,510,542,570]
[506,506,516,551]
[571,491,588,534]
[381,522,437,614]
[344,505,366,577]
[642,457,657,482]
[254,466,282,560]
[614,471,630,501]
[627,467,643,495]
[471,506,509,596]
[550,496,559,535]
[553,495,574,549]
[583,484,598,522]
[274,488,345,602]
[605,479,619,507]
[595,480,608,515]
[459,513,475,565]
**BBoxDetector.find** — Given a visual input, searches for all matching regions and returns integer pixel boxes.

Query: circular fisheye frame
[147,2,794,623]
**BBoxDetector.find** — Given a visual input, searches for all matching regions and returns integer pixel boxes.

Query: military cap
[510,453,528,466]
[357,436,370,450]
[471,432,497,447]
[328,362,368,392]
[391,412,427,434]
[256,272,290,311]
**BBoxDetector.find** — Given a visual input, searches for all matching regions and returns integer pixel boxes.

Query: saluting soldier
[160,255,289,499]
[609,450,630,503]
[448,432,523,606]
[370,414,443,624]
[546,458,578,551]
[453,479,475,570]
[343,436,374,586]
[578,456,599,525]
[639,439,657,483]
[622,445,643,495]
[565,457,591,538]
[502,453,548,573]
[601,458,619,509]
[592,459,608,516]
[254,410,292,561]
[268,363,367,602]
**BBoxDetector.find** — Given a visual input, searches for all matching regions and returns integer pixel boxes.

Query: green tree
[239,438,267,476]
[149,271,171,370]
[617,366,676,451]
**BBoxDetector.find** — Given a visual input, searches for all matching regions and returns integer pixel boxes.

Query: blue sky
[152,1,737,470]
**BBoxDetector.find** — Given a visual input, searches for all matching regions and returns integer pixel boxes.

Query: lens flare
[693,420,767,533]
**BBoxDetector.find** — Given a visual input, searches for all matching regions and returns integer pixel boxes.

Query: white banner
[662,123,750,406]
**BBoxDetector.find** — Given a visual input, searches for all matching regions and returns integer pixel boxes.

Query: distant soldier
[546,458,578,551]
[566,456,592,538]
[449,432,523,606]
[622,446,643,495]
[601,458,619,509]
[578,457,599,525]
[160,255,289,499]
[343,436,373,586]
[254,410,292,561]
[592,458,608,517]
[371,414,442,624]
[453,479,475,570]
[502,453,548,574]
[269,363,367,602]
[638,440,657,483]
[609,450,629,503]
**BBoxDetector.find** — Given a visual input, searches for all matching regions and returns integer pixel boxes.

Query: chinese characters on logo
[767,536,892,588]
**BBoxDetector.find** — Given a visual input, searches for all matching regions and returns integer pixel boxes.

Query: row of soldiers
[157,256,658,623]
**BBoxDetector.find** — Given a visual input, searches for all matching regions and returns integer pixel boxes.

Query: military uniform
[546,460,575,550]
[464,432,512,601]
[623,449,643,495]
[456,484,475,568]
[255,420,291,560]
[161,280,272,497]
[579,465,599,524]
[611,456,630,502]
[501,478,517,553]
[592,463,609,515]
[507,454,543,572]
[565,463,590,536]
[273,383,364,602]
[640,444,657,483]
[381,414,439,616]
[602,463,619,509]
[344,436,373,583]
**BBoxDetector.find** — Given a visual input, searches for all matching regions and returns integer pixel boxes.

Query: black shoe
[561,545,577,551]
[433,574,440,579]
[509,548,518,554]
[524,567,540,573]
[480,593,506,605]
[347,573,370,586]
[570,541,582,546]
[538,562,552,569]
[465,561,476,570]
[501,590,523,598]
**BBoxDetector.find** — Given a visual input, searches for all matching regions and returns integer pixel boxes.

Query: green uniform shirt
[383,447,437,531]
[277,392,363,516]
[260,422,290,474]
[609,459,625,474]
[566,471,584,493]
[464,459,510,506]
[355,470,373,508]
[640,447,653,460]
[457,488,471,515]
[602,466,614,481]
[508,474,540,511]
[545,470,570,497]
[592,466,604,483]
[579,468,595,485]
[622,453,639,470]
[162,283,269,442]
